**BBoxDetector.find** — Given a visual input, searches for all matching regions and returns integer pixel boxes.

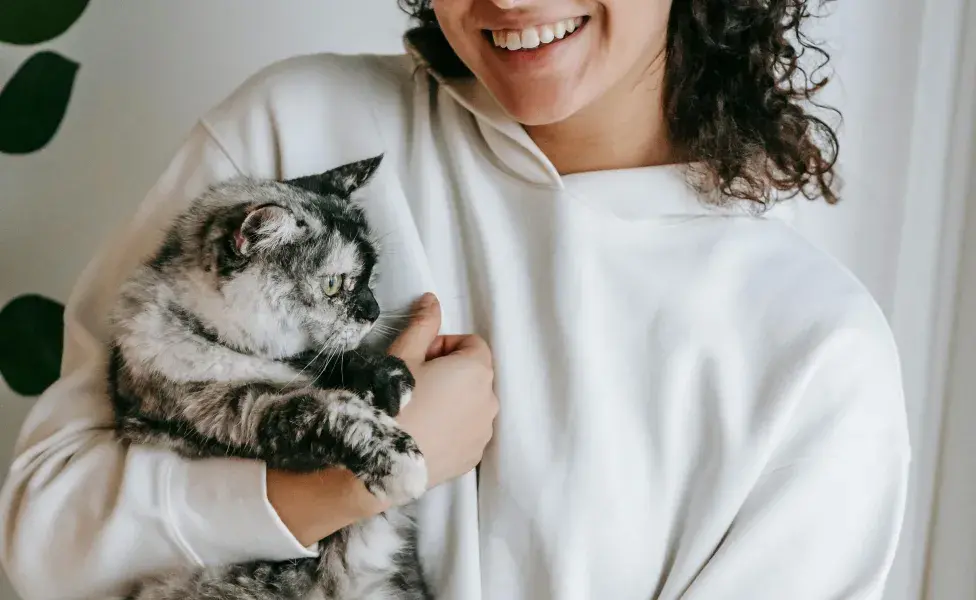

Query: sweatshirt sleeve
[679,323,911,600]
[0,122,318,600]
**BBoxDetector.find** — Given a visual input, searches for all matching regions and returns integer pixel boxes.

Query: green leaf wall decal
[0,294,65,397]
[0,51,79,154]
[0,0,91,45]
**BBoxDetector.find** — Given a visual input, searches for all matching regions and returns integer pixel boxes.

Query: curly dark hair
[398,0,841,206]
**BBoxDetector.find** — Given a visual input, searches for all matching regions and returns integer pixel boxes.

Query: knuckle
[411,314,434,330]
[477,363,495,382]
[463,362,493,385]
[467,335,491,354]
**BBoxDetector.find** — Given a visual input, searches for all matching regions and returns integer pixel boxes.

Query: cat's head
[157,155,386,358]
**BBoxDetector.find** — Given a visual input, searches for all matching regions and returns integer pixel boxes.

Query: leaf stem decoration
[0,51,79,154]
[0,0,91,46]
[0,294,65,397]
[0,0,85,397]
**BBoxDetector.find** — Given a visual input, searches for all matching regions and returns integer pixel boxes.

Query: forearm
[0,428,318,600]
[266,466,390,547]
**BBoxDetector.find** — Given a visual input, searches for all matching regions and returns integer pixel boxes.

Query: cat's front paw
[362,434,427,506]
[369,355,415,417]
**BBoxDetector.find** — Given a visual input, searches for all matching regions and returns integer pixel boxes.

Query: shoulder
[702,214,894,347]
[197,52,420,181]
[697,212,907,440]
[758,218,892,339]
[720,216,910,452]
[210,52,416,116]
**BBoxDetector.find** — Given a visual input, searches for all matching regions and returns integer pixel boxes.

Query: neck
[524,47,673,175]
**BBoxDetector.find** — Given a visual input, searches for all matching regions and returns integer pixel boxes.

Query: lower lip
[484,18,589,65]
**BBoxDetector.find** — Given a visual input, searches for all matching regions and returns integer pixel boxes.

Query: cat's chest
[309,510,410,600]
[344,512,408,576]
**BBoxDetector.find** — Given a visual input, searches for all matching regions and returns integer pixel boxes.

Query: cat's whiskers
[365,312,413,342]
[314,345,342,385]
[286,344,330,387]
[368,327,400,343]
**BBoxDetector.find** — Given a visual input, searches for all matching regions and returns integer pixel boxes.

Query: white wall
[0,3,407,598]
[0,1,951,599]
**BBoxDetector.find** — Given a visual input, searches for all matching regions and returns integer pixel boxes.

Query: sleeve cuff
[163,455,319,566]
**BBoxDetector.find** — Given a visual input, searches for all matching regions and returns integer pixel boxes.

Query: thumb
[388,293,442,369]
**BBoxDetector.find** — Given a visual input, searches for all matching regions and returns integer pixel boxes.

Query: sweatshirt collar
[402,32,795,223]
[404,31,561,187]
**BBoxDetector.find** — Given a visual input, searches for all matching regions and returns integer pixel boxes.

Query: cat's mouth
[334,322,374,351]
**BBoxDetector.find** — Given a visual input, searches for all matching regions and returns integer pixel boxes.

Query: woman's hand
[267,292,498,546]
[388,293,499,489]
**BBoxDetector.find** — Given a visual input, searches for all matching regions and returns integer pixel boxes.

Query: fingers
[425,335,467,361]
[387,293,493,371]
[427,334,492,367]
[388,293,442,369]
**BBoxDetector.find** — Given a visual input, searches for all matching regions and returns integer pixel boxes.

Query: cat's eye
[324,274,344,297]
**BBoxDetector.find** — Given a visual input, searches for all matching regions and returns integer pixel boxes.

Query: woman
[0,0,910,599]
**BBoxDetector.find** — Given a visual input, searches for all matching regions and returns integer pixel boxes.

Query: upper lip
[481,15,588,31]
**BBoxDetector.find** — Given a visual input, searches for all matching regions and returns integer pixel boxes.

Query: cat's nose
[357,294,381,322]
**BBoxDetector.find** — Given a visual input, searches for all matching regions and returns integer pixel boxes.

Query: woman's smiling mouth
[485,16,588,51]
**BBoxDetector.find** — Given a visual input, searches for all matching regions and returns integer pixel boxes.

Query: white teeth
[521,27,541,49]
[540,24,555,44]
[490,17,585,50]
[505,31,522,50]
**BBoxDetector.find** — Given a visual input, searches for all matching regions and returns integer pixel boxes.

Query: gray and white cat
[106,155,431,600]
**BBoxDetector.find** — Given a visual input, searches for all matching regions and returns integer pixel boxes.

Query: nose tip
[364,304,380,322]
[360,296,380,322]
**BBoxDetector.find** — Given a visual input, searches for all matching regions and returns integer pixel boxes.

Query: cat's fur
[106,155,431,600]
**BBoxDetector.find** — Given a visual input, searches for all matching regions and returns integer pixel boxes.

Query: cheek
[432,1,468,36]
[310,302,344,331]
[433,3,481,64]
[300,281,324,306]
[610,0,671,58]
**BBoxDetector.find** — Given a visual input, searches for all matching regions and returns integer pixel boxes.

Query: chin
[336,322,373,350]
[499,97,583,126]
[487,82,591,126]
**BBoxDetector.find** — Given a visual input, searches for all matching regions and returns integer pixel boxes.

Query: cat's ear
[234,204,300,255]
[284,154,384,199]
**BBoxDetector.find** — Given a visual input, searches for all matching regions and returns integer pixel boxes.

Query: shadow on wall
[0,1,90,397]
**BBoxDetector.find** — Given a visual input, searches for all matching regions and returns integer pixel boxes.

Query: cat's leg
[118,381,427,506]
[258,387,427,505]
[119,557,319,600]
[297,351,416,417]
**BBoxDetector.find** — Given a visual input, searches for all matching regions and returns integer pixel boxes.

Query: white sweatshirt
[0,46,911,600]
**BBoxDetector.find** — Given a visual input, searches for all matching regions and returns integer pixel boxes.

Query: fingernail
[419,292,437,307]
